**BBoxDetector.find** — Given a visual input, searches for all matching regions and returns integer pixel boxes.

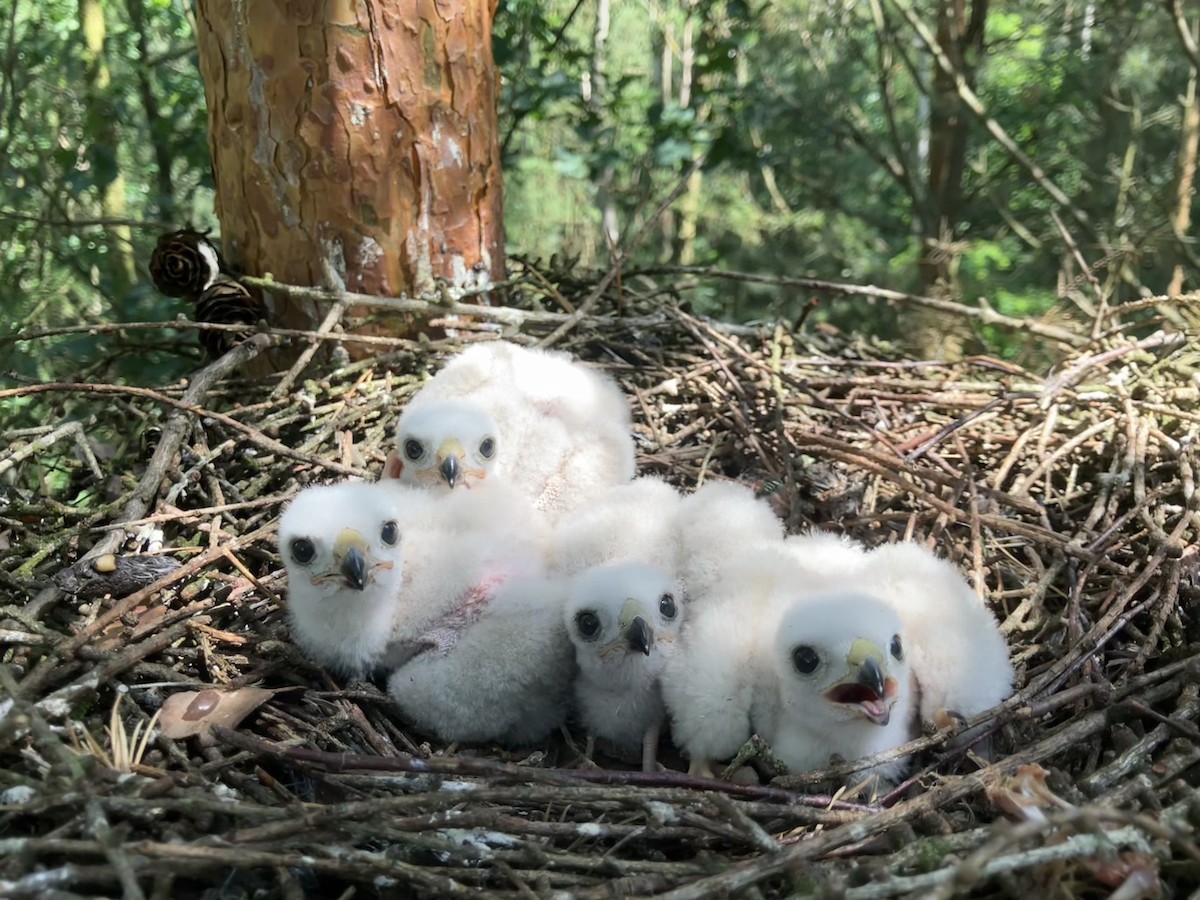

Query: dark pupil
[381,521,399,545]
[479,437,495,458]
[404,439,423,461]
[290,538,315,564]
[659,593,677,618]
[792,646,820,674]
[576,612,601,639]
[890,635,903,659]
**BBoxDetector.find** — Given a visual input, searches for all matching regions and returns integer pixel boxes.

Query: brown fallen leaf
[159,686,275,747]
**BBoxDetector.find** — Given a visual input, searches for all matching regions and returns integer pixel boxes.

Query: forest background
[2,0,1198,407]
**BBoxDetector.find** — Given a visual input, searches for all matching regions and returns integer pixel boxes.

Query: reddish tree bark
[194,0,504,359]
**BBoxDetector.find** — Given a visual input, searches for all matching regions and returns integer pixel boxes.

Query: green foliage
[0,0,210,409]
[4,0,1200,414]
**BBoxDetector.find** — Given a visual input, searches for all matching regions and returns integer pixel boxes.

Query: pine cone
[194,276,267,359]
[149,228,223,298]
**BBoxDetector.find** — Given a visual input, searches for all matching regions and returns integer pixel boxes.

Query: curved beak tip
[339,546,369,590]
[627,616,653,656]
[858,657,886,700]
[438,454,460,488]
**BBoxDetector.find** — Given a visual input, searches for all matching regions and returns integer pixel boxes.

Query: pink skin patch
[415,566,510,656]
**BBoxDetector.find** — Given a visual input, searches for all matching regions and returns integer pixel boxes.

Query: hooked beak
[856,656,886,700]
[435,438,465,488]
[626,615,652,656]
[618,597,654,656]
[333,528,371,591]
[824,638,896,727]
[438,453,460,488]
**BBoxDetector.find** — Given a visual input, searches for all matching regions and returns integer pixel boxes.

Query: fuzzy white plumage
[388,569,575,745]
[386,341,635,515]
[279,481,416,676]
[551,477,682,576]
[673,480,787,602]
[664,535,1012,782]
[280,480,550,679]
[565,561,683,770]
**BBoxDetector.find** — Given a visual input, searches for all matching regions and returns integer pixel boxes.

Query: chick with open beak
[756,591,916,783]
[822,637,902,726]
[565,563,684,771]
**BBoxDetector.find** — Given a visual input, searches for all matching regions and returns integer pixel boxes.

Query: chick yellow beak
[333,528,371,590]
[436,438,466,488]
[824,638,898,726]
[618,597,654,656]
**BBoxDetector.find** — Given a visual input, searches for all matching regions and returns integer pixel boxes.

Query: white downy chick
[279,481,419,675]
[674,480,787,603]
[387,570,575,745]
[753,591,914,783]
[390,401,498,491]
[860,542,1013,727]
[666,535,1013,784]
[551,476,683,577]
[565,562,684,770]
[280,480,550,677]
[386,341,635,515]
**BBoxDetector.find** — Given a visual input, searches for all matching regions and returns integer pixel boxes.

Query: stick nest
[4,268,1200,898]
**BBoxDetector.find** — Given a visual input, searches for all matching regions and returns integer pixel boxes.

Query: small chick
[387,570,575,745]
[385,341,635,515]
[279,481,417,675]
[565,562,683,771]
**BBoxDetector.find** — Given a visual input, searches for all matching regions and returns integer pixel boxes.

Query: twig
[18,335,270,620]
[632,265,1090,346]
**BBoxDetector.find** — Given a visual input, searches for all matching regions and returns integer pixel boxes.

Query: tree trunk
[193,0,505,358]
[1170,61,1200,297]
[125,0,175,222]
[911,0,987,360]
[79,0,138,296]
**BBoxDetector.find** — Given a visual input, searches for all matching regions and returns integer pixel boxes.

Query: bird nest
[3,267,1200,898]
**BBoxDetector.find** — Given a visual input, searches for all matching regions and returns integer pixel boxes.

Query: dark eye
[404,439,424,461]
[290,538,315,564]
[659,593,677,619]
[792,645,820,674]
[890,634,903,660]
[575,611,601,639]
[479,436,496,459]
[381,520,399,546]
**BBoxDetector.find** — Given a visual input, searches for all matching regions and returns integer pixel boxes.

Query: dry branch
[2,266,1198,897]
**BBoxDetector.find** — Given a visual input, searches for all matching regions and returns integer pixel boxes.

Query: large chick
[387,341,635,515]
